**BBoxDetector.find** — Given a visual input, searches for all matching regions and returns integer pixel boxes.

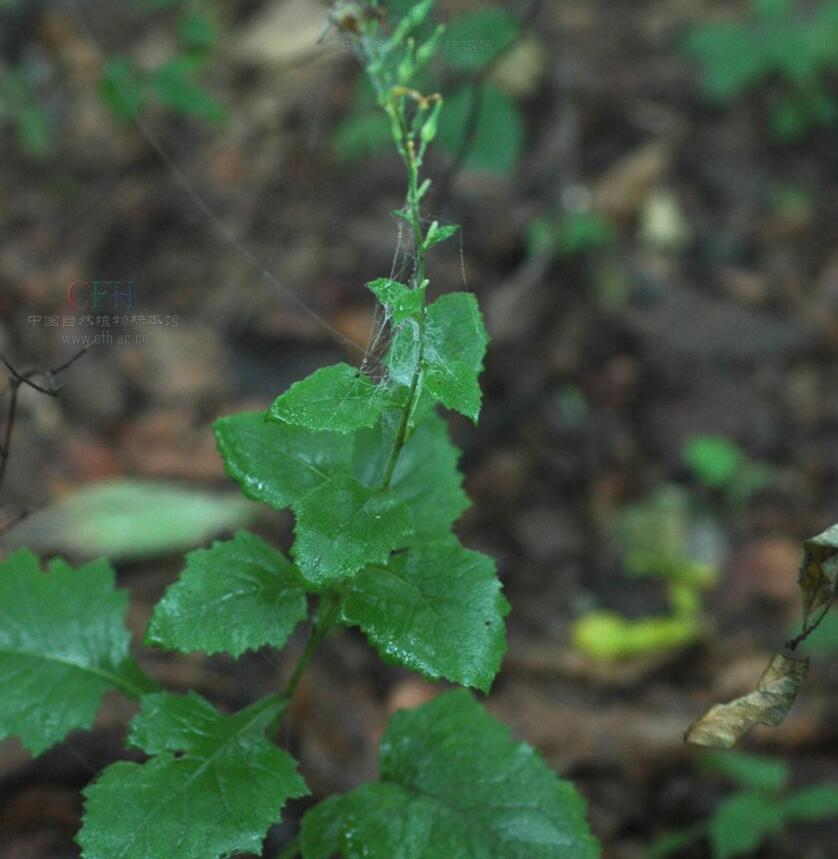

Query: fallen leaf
[686,652,809,749]
[0,480,256,561]
[798,524,838,631]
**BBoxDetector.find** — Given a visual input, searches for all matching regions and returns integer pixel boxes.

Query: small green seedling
[0,64,52,159]
[651,749,838,858]
[334,2,525,173]
[527,210,616,259]
[682,434,773,509]
[100,0,225,124]
[572,484,718,661]
[0,3,601,857]
[1,0,224,160]
[684,0,838,141]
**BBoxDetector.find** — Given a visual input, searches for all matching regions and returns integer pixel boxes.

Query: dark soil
[2,1,838,857]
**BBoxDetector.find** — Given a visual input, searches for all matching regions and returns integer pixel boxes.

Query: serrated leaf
[79,692,308,859]
[423,292,488,421]
[0,550,153,755]
[270,364,393,433]
[708,792,782,859]
[353,410,469,543]
[387,293,488,421]
[342,542,508,691]
[686,652,809,749]
[292,475,413,589]
[367,278,425,324]
[386,320,423,387]
[301,690,600,859]
[146,531,308,658]
[213,411,353,510]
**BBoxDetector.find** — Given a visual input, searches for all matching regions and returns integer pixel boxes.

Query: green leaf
[700,750,790,792]
[301,690,600,859]
[353,410,469,543]
[214,410,352,511]
[781,783,838,821]
[146,531,308,658]
[438,83,524,174]
[79,692,308,859]
[2,480,255,561]
[648,824,707,859]
[387,293,489,422]
[799,610,838,654]
[561,211,615,253]
[367,278,425,324]
[423,291,489,422]
[683,25,767,102]
[15,103,51,158]
[178,12,218,54]
[270,363,392,433]
[683,435,744,489]
[0,550,153,755]
[152,58,226,123]
[424,223,461,250]
[100,58,146,122]
[708,792,782,859]
[342,542,508,691]
[335,110,392,161]
[292,475,414,589]
[440,8,521,72]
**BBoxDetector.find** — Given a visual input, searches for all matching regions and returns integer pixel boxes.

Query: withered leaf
[799,524,838,631]
[685,653,809,749]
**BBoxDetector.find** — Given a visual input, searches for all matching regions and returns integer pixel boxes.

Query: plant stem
[381,115,431,489]
[272,836,301,859]
[275,21,439,718]
[283,593,342,701]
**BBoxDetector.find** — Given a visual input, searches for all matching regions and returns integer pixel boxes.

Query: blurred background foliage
[3,0,838,857]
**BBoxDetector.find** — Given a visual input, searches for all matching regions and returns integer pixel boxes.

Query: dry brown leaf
[798,524,838,630]
[685,653,809,749]
[687,524,838,748]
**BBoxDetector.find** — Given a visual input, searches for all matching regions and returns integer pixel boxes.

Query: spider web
[59,0,466,403]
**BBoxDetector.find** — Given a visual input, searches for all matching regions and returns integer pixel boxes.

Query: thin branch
[0,346,91,529]
[49,342,92,376]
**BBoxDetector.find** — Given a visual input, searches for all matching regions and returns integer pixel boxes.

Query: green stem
[273,19,438,723]
[381,357,422,488]
[272,836,301,859]
[381,130,429,489]
[283,594,343,701]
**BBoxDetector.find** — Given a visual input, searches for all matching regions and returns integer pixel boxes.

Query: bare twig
[0,345,91,535]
